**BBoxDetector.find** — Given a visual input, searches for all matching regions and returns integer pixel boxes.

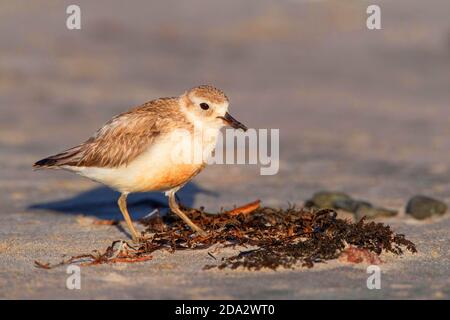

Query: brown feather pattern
[188,85,229,104]
[34,97,192,169]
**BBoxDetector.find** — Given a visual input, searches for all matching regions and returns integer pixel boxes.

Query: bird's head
[181,85,247,131]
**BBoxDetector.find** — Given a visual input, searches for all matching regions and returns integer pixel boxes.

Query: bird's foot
[131,233,151,244]
[193,226,208,237]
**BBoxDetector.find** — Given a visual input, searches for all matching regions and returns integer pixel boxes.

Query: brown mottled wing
[34,98,187,169]
[75,113,160,168]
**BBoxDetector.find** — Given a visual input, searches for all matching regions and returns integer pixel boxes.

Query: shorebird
[34,85,247,242]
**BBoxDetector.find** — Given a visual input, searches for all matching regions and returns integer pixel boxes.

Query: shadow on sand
[29,182,218,221]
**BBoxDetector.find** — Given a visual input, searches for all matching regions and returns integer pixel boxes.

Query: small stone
[355,206,398,220]
[334,199,372,213]
[406,195,447,220]
[309,191,352,209]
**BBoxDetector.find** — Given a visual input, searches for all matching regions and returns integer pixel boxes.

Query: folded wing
[33,98,182,169]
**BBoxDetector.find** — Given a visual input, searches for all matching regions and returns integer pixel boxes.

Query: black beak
[218,112,248,131]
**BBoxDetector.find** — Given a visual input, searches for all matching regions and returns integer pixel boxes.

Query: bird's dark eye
[200,103,210,110]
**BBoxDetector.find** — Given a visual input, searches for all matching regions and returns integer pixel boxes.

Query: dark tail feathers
[33,146,82,169]
[33,157,63,169]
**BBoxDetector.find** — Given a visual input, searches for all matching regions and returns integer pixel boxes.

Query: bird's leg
[118,193,141,242]
[167,191,207,236]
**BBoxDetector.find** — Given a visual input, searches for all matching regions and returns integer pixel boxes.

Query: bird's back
[34,97,190,170]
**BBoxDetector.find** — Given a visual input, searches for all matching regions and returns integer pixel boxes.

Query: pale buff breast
[68,130,213,193]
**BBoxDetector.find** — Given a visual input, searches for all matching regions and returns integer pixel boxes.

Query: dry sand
[0,0,449,299]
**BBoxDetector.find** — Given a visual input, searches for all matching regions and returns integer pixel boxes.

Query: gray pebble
[308,191,352,209]
[406,195,447,220]
[355,206,398,220]
[334,199,372,213]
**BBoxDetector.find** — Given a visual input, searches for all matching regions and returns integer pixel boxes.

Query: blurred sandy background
[0,0,449,299]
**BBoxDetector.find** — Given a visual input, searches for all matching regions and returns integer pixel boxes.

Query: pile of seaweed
[35,201,416,270]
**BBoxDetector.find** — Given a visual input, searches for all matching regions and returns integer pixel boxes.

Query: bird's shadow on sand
[28,182,217,222]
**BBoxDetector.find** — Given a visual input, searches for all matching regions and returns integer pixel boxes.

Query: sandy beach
[0,0,449,299]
